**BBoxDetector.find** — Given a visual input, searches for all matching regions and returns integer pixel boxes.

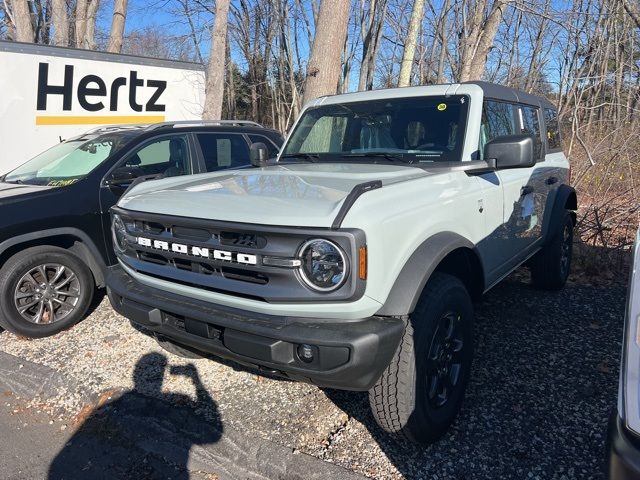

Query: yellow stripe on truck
[35,115,166,125]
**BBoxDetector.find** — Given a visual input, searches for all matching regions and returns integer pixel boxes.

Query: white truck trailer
[0,41,205,174]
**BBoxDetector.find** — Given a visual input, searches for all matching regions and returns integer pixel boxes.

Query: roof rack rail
[84,124,149,134]
[145,120,264,131]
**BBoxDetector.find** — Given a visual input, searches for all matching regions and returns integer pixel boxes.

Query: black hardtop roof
[463,81,556,110]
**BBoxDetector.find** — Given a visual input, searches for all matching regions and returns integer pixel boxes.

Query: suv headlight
[112,214,129,253]
[622,229,640,436]
[297,239,347,292]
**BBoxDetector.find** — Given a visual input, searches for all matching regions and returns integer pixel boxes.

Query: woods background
[1,0,639,274]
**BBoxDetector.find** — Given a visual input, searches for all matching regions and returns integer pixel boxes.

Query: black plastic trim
[0,227,107,285]
[541,184,577,244]
[107,265,404,391]
[377,231,484,316]
[331,180,382,229]
[607,410,640,479]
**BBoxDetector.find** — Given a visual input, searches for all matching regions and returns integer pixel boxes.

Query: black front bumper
[608,410,640,479]
[106,266,405,391]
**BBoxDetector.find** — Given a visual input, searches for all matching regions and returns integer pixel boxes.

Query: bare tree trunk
[75,0,87,46]
[202,0,231,120]
[458,0,513,82]
[225,41,236,119]
[107,0,128,53]
[83,0,99,49]
[12,0,34,42]
[398,0,425,87]
[436,0,451,83]
[303,0,351,104]
[357,0,387,91]
[51,0,69,46]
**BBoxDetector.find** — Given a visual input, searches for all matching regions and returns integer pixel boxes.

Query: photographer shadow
[48,352,222,480]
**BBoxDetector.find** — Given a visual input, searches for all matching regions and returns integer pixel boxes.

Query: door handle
[520,185,534,196]
[546,176,558,185]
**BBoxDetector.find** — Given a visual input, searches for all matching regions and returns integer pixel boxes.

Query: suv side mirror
[250,142,269,167]
[106,166,139,187]
[484,135,535,169]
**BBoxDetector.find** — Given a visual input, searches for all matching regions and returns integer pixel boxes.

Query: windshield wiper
[341,152,413,164]
[279,153,320,163]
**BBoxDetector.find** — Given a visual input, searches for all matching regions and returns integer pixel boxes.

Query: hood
[0,182,55,204]
[118,163,430,227]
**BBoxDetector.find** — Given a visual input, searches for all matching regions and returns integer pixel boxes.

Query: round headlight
[112,214,128,253]
[298,239,347,292]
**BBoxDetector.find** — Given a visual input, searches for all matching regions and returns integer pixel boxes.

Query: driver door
[99,133,195,265]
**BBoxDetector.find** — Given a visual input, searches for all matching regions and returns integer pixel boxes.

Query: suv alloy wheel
[0,246,94,338]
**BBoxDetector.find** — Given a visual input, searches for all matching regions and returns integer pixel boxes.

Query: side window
[544,108,561,150]
[123,135,191,177]
[519,106,543,160]
[197,134,250,172]
[479,100,515,159]
[248,134,280,158]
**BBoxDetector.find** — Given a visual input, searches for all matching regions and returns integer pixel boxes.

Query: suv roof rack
[146,120,264,131]
[84,124,150,134]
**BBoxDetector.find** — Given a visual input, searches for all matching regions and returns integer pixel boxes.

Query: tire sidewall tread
[369,272,474,444]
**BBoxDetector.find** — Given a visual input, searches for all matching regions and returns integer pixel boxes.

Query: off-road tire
[368,272,474,444]
[530,212,574,290]
[156,336,204,359]
[0,246,94,338]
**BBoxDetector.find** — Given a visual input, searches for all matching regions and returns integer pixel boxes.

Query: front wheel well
[432,248,484,301]
[0,235,104,287]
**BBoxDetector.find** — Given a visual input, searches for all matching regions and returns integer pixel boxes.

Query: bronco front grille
[112,207,366,303]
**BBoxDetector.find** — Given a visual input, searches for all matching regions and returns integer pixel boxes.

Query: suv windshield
[4,132,135,186]
[281,95,469,164]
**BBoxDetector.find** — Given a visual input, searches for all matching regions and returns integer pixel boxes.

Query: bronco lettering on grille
[137,237,258,265]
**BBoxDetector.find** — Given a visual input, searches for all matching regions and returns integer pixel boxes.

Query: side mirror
[484,134,535,169]
[250,142,269,167]
[106,166,138,187]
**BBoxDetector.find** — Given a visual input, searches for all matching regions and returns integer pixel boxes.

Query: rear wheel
[0,246,94,338]
[530,212,573,290]
[368,273,474,444]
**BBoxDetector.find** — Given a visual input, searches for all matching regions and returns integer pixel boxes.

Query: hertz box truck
[0,41,205,174]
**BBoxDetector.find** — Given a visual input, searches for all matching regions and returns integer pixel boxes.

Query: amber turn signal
[358,246,367,280]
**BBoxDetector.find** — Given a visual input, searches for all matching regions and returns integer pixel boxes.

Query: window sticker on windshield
[47,179,79,187]
[437,103,447,111]
[217,139,232,167]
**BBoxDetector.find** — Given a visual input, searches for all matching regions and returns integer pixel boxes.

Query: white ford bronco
[107,81,576,443]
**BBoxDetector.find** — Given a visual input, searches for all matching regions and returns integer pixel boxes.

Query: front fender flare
[376,232,481,316]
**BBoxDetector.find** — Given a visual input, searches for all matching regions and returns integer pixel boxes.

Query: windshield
[4,133,134,186]
[282,95,469,164]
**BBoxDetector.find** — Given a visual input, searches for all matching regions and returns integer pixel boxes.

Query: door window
[519,106,543,160]
[197,134,251,171]
[479,100,516,158]
[123,135,191,177]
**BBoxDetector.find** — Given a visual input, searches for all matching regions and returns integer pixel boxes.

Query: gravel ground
[0,271,625,479]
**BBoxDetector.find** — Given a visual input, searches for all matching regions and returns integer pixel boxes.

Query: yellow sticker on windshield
[437,103,447,111]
